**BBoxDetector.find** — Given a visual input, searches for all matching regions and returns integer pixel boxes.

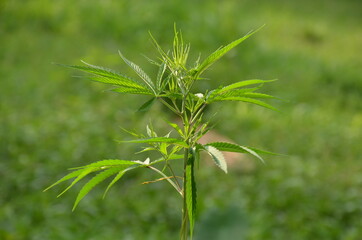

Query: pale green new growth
[46,26,278,240]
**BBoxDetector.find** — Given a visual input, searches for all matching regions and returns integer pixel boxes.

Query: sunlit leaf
[194,25,264,77]
[203,145,227,173]
[206,142,266,164]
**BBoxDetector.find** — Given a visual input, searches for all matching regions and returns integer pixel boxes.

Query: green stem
[180,147,189,240]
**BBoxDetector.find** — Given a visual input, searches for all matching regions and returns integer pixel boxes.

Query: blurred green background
[1,0,361,239]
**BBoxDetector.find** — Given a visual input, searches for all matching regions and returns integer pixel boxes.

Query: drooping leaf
[205,142,266,164]
[73,166,128,210]
[185,148,197,238]
[211,96,278,111]
[43,168,87,192]
[137,98,156,112]
[120,137,188,148]
[119,51,156,94]
[194,25,264,77]
[57,167,98,197]
[203,145,227,173]
[103,165,142,197]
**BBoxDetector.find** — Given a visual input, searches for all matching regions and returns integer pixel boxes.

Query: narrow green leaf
[43,168,86,192]
[73,166,127,210]
[120,137,188,148]
[163,118,184,137]
[70,159,137,170]
[195,25,264,77]
[186,148,197,238]
[242,92,278,99]
[103,165,141,197]
[203,145,227,173]
[57,167,98,197]
[218,79,275,94]
[248,147,283,156]
[206,142,266,164]
[137,98,156,112]
[212,96,278,111]
[119,51,156,94]
[156,63,167,93]
[111,86,153,95]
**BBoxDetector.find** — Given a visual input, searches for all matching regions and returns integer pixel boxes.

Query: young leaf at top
[194,25,264,78]
[119,51,156,94]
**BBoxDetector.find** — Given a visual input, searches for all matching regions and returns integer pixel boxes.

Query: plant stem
[180,147,189,240]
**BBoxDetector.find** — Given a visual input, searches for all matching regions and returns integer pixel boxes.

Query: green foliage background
[1,0,361,239]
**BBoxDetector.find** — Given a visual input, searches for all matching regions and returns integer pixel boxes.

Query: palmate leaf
[186,148,197,238]
[119,137,189,148]
[73,166,129,210]
[203,145,227,173]
[59,61,151,90]
[119,51,156,94]
[194,25,264,77]
[205,142,266,164]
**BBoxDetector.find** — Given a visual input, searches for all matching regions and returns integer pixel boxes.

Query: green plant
[45,26,277,239]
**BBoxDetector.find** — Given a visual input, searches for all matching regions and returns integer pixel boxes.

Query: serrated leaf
[206,142,266,164]
[111,86,153,95]
[59,62,148,90]
[119,51,156,94]
[43,168,86,192]
[218,79,275,94]
[186,148,197,238]
[195,26,264,77]
[72,166,127,210]
[212,96,278,111]
[156,63,167,93]
[57,167,98,197]
[120,137,188,148]
[242,92,277,99]
[70,159,138,170]
[203,145,227,173]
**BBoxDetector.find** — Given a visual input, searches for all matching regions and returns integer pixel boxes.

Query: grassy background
[1,0,362,239]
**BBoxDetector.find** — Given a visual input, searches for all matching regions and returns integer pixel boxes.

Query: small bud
[195,93,204,99]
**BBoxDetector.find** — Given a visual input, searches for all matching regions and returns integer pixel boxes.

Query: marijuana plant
[45,26,277,239]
